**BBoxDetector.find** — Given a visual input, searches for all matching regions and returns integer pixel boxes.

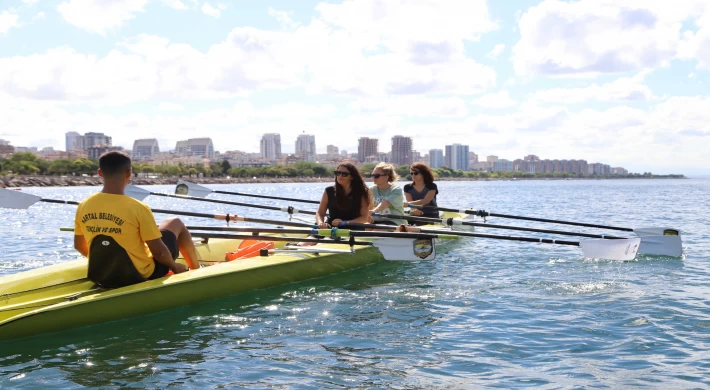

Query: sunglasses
[334,171,351,177]
[410,171,420,175]
[371,173,384,179]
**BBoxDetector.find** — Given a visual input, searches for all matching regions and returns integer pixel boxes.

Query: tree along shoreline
[1,153,685,188]
[2,173,686,188]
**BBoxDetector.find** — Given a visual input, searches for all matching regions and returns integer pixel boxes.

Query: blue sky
[1,0,709,175]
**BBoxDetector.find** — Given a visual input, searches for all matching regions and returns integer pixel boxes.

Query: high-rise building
[82,132,112,149]
[260,133,281,161]
[64,131,112,151]
[444,144,469,171]
[391,135,412,166]
[468,151,479,170]
[175,138,214,159]
[326,145,339,159]
[486,155,499,164]
[295,133,316,162]
[429,149,444,168]
[0,139,14,157]
[132,139,160,160]
[65,132,81,151]
[358,137,378,163]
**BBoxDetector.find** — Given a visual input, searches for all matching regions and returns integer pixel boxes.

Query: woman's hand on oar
[176,180,321,205]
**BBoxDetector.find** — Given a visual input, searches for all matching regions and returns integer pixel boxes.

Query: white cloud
[531,71,655,104]
[471,90,518,109]
[268,7,298,30]
[1,0,501,103]
[162,0,188,10]
[0,10,20,35]
[32,12,45,22]
[201,2,221,18]
[57,0,148,35]
[349,96,469,118]
[486,44,505,59]
[22,0,39,4]
[157,102,184,111]
[513,0,709,76]
[678,6,710,69]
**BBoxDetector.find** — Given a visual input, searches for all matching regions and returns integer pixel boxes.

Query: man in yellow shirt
[73,151,200,288]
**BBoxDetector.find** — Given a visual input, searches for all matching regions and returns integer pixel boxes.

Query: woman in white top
[369,162,407,226]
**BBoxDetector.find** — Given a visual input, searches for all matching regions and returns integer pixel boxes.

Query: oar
[0,188,313,228]
[374,213,627,239]
[341,222,640,261]
[126,185,316,216]
[404,207,682,258]
[176,180,321,205]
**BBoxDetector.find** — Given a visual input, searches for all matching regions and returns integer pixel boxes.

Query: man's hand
[331,219,343,226]
[171,263,189,274]
[317,221,331,228]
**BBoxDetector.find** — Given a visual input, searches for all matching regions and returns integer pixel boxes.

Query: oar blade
[125,185,151,201]
[633,228,683,257]
[579,238,641,261]
[372,237,437,261]
[0,188,42,209]
[176,180,212,198]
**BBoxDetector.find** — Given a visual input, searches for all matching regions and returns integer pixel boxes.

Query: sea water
[1,179,708,388]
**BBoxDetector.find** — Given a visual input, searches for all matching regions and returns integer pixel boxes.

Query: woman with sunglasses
[403,162,439,222]
[315,163,371,229]
[369,162,407,226]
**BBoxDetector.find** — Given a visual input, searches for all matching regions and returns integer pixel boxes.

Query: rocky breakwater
[2,175,334,188]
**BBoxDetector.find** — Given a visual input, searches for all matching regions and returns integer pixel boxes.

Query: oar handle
[214,190,321,205]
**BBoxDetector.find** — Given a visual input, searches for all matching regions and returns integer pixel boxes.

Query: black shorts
[148,230,179,279]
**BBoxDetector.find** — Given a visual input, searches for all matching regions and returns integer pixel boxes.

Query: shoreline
[1,174,687,188]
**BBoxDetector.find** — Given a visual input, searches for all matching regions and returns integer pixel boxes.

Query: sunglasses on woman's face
[371,173,384,179]
[410,171,420,175]
[334,171,351,177]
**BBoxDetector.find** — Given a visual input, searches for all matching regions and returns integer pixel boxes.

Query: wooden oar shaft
[151,191,316,215]
[213,190,321,205]
[411,205,634,232]
[391,214,625,239]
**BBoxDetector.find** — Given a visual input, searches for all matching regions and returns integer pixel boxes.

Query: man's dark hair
[99,151,132,177]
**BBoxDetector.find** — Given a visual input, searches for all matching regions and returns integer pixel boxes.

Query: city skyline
[1,1,709,175]
[1,131,632,176]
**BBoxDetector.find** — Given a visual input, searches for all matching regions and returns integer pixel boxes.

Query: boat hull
[0,214,468,341]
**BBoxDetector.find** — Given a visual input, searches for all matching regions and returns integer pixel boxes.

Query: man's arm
[146,238,188,274]
[74,234,89,257]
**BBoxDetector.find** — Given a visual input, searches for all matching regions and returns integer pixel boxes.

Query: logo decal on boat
[102,241,110,246]
[413,238,434,259]
[175,183,189,195]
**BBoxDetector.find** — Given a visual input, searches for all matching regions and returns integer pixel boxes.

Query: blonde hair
[374,162,399,182]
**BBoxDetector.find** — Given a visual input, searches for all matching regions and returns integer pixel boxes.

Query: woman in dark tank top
[315,163,371,228]
[403,162,439,220]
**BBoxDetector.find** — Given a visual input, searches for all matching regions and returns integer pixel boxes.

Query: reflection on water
[1,181,709,387]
